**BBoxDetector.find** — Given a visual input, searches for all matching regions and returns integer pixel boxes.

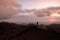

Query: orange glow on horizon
[50,12,60,17]
[48,19,56,23]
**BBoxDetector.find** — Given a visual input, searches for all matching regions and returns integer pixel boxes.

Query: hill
[0,22,60,40]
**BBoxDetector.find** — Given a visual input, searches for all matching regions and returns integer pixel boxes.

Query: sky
[0,0,60,24]
[0,0,21,19]
[18,0,60,9]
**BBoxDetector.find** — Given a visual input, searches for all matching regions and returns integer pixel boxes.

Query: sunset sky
[19,0,60,9]
[0,0,60,24]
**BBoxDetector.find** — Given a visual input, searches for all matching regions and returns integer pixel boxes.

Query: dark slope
[10,27,60,40]
[0,22,60,40]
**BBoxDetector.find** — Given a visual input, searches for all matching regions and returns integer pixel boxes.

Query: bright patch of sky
[18,0,60,9]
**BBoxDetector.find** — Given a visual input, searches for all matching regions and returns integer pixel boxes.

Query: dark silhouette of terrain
[0,22,60,40]
[47,24,60,33]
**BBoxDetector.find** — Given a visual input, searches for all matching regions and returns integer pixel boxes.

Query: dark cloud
[0,0,21,19]
[23,7,60,17]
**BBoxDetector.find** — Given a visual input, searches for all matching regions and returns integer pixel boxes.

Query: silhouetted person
[36,21,38,27]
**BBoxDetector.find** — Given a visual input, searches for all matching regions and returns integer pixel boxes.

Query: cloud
[18,7,60,17]
[0,2,60,24]
[3,15,60,24]
[2,14,37,24]
[20,6,60,17]
[30,7,60,17]
[0,0,21,19]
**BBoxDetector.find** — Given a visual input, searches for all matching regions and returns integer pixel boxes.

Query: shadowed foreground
[11,28,60,40]
[0,22,60,40]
